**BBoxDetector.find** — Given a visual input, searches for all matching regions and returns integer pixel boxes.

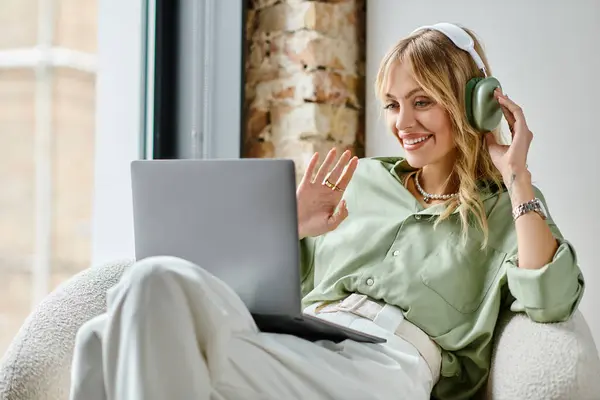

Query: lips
[400,134,433,151]
[403,135,432,145]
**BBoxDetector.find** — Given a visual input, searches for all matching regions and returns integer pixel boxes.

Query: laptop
[130,158,385,344]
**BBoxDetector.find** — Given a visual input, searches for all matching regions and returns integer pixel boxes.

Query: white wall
[366,1,600,347]
[91,0,144,265]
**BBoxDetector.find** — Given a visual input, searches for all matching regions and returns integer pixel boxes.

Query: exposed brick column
[243,0,366,184]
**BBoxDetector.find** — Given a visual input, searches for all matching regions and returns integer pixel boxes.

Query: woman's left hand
[485,88,533,185]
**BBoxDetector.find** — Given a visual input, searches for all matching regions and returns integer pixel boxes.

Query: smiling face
[375,26,506,248]
[383,61,456,169]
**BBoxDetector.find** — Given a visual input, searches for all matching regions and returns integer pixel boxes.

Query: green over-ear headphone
[412,23,503,133]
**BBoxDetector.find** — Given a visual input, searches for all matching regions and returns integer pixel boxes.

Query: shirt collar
[376,156,505,216]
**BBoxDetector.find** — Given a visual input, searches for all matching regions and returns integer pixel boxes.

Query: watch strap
[512,198,546,221]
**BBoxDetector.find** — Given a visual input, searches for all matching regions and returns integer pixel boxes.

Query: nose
[394,105,415,132]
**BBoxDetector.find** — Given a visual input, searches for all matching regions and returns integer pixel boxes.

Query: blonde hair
[375,25,504,247]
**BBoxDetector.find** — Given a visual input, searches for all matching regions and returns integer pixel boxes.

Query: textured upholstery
[1,258,599,399]
[0,259,132,400]
[482,309,600,399]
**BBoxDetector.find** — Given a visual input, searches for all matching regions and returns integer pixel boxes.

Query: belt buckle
[316,294,379,320]
[337,294,371,318]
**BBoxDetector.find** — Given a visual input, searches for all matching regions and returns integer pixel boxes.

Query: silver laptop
[130,158,385,344]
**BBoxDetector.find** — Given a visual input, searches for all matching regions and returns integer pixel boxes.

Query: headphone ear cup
[465,77,482,129]
[467,77,503,133]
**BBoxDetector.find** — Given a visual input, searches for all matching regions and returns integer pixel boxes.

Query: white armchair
[1,259,599,399]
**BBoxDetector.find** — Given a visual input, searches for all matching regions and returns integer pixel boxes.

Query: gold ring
[324,179,336,189]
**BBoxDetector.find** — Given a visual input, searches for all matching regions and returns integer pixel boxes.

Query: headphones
[411,23,503,133]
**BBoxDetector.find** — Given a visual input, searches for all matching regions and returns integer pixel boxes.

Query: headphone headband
[411,23,487,77]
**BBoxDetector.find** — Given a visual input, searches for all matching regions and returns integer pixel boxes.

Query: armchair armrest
[0,259,133,400]
[482,310,600,400]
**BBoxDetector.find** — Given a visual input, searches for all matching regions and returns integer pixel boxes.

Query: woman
[70,23,584,400]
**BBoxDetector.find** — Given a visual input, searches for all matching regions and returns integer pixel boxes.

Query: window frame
[148,0,245,160]
[91,0,147,264]
[92,0,246,264]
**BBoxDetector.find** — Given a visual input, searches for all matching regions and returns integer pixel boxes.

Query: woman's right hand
[297,148,358,239]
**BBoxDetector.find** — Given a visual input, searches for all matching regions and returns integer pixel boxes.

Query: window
[0,0,246,356]
[0,0,98,353]
[149,0,244,160]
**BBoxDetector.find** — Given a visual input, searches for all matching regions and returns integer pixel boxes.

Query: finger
[324,150,352,184]
[493,89,517,133]
[498,94,533,145]
[327,199,348,230]
[500,104,515,128]
[300,152,319,185]
[498,104,516,139]
[335,156,359,190]
[313,148,337,184]
[497,94,526,124]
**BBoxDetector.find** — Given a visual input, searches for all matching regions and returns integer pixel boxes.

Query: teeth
[404,135,431,145]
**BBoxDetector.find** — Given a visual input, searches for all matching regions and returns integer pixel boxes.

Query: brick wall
[243,0,366,184]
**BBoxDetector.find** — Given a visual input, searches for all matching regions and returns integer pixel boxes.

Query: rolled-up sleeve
[506,237,585,323]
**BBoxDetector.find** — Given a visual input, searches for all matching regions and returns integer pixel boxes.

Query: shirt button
[366,278,374,286]
[392,250,400,256]
[415,214,422,220]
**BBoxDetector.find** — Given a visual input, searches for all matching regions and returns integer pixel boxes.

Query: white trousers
[69,256,434,400]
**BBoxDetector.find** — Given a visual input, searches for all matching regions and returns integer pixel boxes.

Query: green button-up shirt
[300,157,584,400]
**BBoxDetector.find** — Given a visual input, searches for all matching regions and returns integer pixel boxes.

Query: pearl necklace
[414,171,459,203]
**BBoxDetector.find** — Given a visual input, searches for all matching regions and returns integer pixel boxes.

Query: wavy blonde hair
[375,25,504,246]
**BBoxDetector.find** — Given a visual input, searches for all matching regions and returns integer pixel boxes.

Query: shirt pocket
[419,241,506,314]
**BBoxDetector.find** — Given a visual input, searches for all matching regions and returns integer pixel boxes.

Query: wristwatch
[512,198,548,221]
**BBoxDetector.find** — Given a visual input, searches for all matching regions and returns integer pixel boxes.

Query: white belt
[315,294,441,383]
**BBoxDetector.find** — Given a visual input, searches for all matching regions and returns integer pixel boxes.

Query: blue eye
[415,100,430,107]
[384,103,398,110]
